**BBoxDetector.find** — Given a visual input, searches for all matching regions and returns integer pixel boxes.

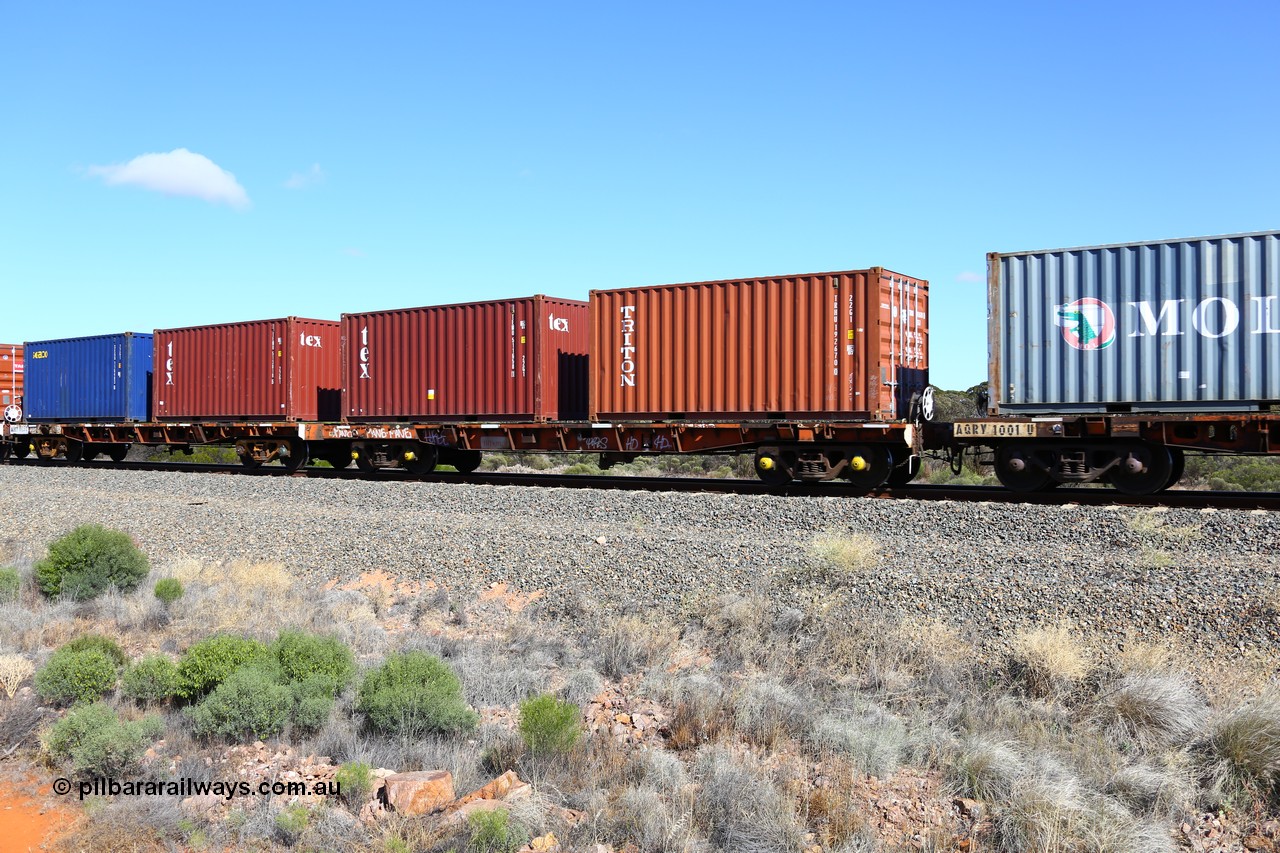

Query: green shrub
[188,664,292,740]
[274,803,310,845]
[122,655,181,703]
[42,702,164,776]
[290,674,337,732]
[34,524,149,600]
[562,462,598,476]
[517,693,582,757]
[153,578,184,606]
[0,567,20,602]
[357,651,478,737]
[35,648,119,704]
[466,807,527,853]
[270,630,355,691]
[176,635,269,700]
[334,761,373,807]
[60,634,128,669]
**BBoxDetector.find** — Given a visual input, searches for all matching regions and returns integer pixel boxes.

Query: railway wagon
[12,333,153,462]
[589,268,929,485]
[0,344,21,423]
[952,230,1280,493]
[153,317,342,423]
[340,297,589,473]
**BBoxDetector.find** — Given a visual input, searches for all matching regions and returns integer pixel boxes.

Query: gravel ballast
[0,466,1276,659]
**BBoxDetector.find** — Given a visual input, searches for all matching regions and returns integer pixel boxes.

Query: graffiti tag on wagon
[422,432,451,446]
[580,436,609,451]
[363,427,414,440]
[651,435,674,451]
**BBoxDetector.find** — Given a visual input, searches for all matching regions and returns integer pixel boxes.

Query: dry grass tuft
[949,735,1025,803]
[597,615,677,679]
[692,744,805,852]
[732,677,810,749]
[994,767,1087,852]
[169,560,313,641]
[1094,673,1205,751]
[1124,509,1201,547]
[800,755,869,847]
[810,530,881,579]
[1200,689,1280,806]
[1114,637,1177,676]
[0,653,35,699]
[807,709,908,778]
[1008,623,1091,699]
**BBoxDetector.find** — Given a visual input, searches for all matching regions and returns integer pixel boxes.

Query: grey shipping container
[988,230,1280,414]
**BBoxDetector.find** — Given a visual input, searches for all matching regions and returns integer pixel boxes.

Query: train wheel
[13,442,29,459]
[886,455,921,487]
[64,442,83,463]
[280,440,309,472]
[843,445,894,490]
[448,449,482,474]
[754,450,793,486]
[81,446,100,462]
[994,444,1052,492]
[1163,448,1186,490]
[0,443,8,462]
[1108,443,1173,496]
[108,444,129,462]
[322,453,353,469]
[402,445,438,476]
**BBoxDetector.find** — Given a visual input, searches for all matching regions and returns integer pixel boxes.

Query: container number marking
[953,422,1037,438]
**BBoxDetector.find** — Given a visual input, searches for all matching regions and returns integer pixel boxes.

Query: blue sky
[2,2,1276,390]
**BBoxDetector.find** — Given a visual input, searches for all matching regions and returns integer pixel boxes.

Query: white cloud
[284,163,326,189]
[87,148,249,209]
[956,271,984,283]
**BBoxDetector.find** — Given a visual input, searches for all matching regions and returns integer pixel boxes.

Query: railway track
[6,457,1280,511]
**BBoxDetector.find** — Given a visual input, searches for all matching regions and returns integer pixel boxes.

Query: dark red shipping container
[0,344,22,421]
[343,296,589,421]
[154,318,341,421]
[590,268,929,421]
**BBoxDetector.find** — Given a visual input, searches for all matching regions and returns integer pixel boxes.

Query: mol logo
[1053,294,1280,351]
[1055,298,1116,350]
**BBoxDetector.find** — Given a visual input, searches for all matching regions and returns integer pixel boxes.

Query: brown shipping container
[590,268,928,421]
[0,344,22,419]
[154,318,341,421]
[344,296,589,421]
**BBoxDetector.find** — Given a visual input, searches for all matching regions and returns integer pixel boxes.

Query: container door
[879,272,929,420]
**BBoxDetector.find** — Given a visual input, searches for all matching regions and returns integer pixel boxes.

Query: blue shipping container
[989,230,1280,413]
[24,333,153,422]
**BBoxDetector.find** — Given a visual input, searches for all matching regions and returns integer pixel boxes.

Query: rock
[444,798,508,826]
[953,797,984,819]
[1244,837,1268,851]
[384,770,454,815]
[519,833,560,853]
[358,798,387,824]
[457,770,527,805]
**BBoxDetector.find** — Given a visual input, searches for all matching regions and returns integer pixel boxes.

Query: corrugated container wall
[590,269,928,421]
[0,344,22,419]
[343,296,590,421]
[989,230,1280,413]
[23,333,153,422]
[154,318,341,421]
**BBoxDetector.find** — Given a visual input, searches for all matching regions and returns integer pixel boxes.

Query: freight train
[3,230,1278,496]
